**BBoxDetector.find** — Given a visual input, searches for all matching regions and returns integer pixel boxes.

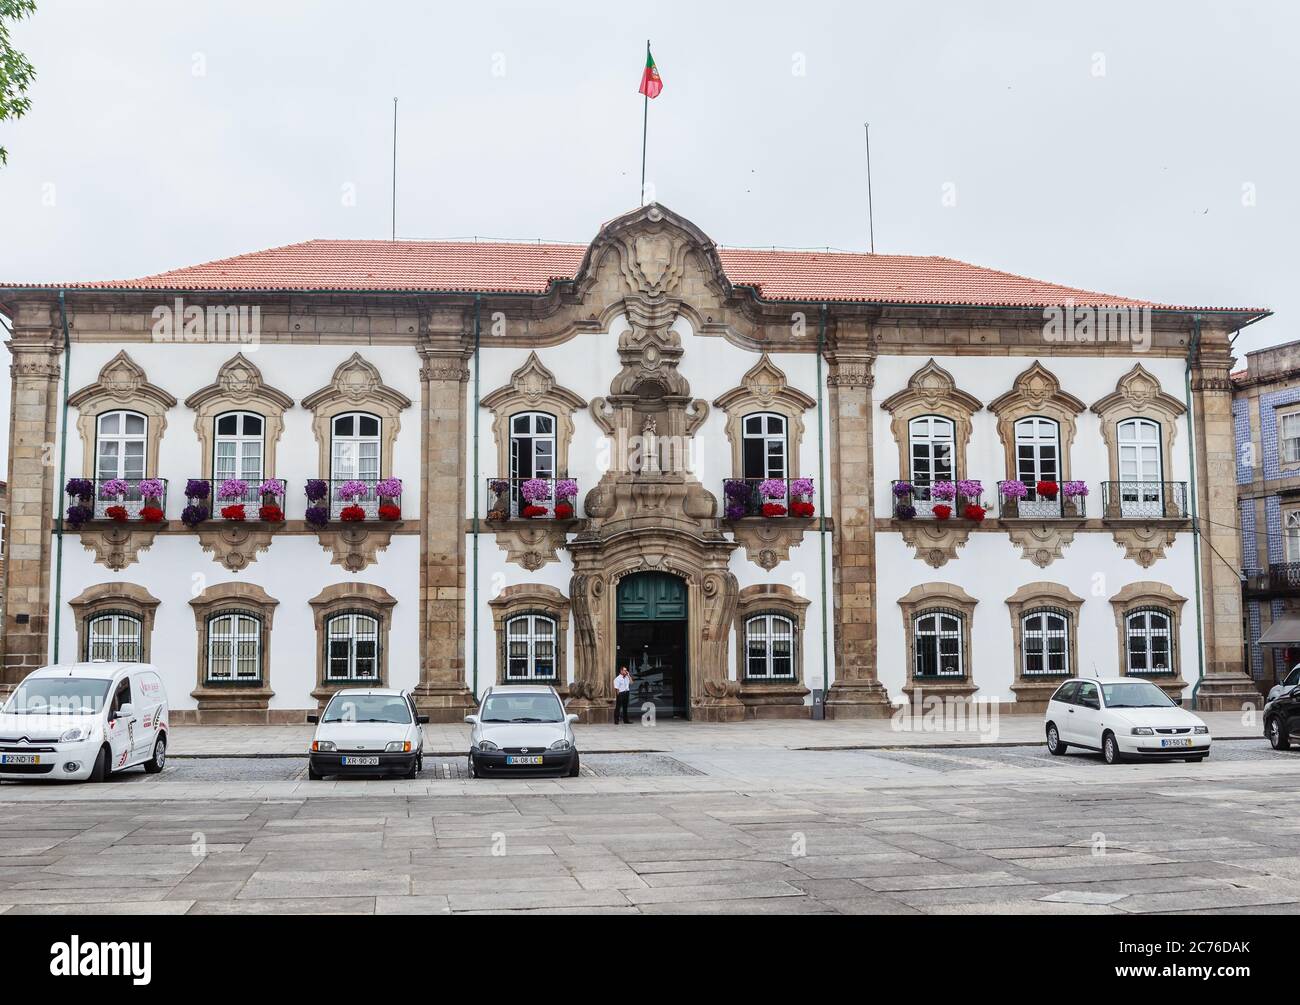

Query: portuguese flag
[638,46,663,99]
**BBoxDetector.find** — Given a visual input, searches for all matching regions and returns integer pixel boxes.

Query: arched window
[206,611,263,684]
[913,609,964,678]
[330,412,381,482]
[1021,608,1070,676]
[505,614,557,681]
[96,410,147,482]
[86,611,142,662]
[742,413,787,481]
[1014,416,1060,491]
[1125,608,1174,676]
[324,612,380,682]
[908,416,954,489]
[1117,417,1163,515]
[214,411,265,483]
[510,412,556,482]
[744,613,796,680]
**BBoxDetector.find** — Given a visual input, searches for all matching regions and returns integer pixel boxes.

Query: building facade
[1233,339,1300,691]
[0,205,1263,722]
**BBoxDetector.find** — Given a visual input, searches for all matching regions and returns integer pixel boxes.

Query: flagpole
[640,40,649,205]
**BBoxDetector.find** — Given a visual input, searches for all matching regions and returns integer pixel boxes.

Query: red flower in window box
[1035,480,1059,498]
[761,502,788,518]
[790,500,816,518]
[553,502,574,520]
[521,504,549,519]
[340,504,366,521]
[963,504,987,522]
[139,506,165,523]
[377,503,401,521]
[258,504,285,523]
[105,505,129,522]
[220,504,246,521]
[932,504,952,520]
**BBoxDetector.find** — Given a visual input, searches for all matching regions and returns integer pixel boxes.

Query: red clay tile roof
[6,238,1264,312]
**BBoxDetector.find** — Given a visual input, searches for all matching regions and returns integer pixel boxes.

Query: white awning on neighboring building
[1259,614,1300,647]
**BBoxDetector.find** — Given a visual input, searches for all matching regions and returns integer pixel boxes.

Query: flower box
[933,504,952,520]
[258,504,285,523]
[762,502,788,518]
[339,505,366,522]
[140,506,165,523]
[220,504,246,521]
[305,505,329,529]
[1035,480,1060,499]
[790,500,815,518]
[521,504,549,519]
[105,505,129,523]
[377,504,401,521]
[554,502,574,520]
[963,504,987,522]
[895,503,917,521]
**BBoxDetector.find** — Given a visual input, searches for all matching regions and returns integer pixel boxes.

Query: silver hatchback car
[465,685,580,778]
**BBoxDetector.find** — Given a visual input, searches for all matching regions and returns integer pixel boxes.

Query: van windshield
[4,678,112,715]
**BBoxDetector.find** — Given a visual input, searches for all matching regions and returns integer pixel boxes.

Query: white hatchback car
[0,662,169,782]
[466,684,580,778]
[1044,677,1210,764]
[307,688,426,780]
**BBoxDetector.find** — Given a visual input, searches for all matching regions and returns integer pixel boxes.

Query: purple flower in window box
[375,477,403,500]
[99,478,129,500]
[999,479,1028,499]
[789,478,815,500]
[895,503,917,520]
[489,479,509,496]
[65,504,93,529]
[217,478,248,501]
[892,481,914,498]
[305,505,329,529]
[305,479,329,502]
[66,478,95,502]
[185,478,211,500]
[338,479,369,502]
[955,479,983,500]
[180,503,209,528]
[724,502,747,521]
[930,480,956,501]
[258,478,286,498]
[723,479,751,501]
[520,478,552,503]
[554,479,578,502]
[137,478,165,502]
[1062,480,1089,498]
[758,478,787,500]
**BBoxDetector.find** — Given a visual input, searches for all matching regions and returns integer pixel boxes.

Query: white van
[0,662,169,782]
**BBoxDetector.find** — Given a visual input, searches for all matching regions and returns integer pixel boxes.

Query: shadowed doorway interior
[615,572,689,720]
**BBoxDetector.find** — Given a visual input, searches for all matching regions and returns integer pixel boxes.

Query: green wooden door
[616,572,687,621]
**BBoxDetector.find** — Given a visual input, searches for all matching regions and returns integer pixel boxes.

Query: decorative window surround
[69,582,160,664]
[302,353,411,479]
[308,582,397,705]
[184,353,294,479]
[481,352,586,483]
[188,582,278,723]
[68,351,176,479]
[1261,387,1300,481]
[714,354,816,479]
[488,584,570,688]
[734,583,811,718]
[988,361,1085,484]
[898,582,978,702]
[1006,582,1084,710]
[880,359,983,483]
[1109,581,1188,698]
[1090,364,1186,485]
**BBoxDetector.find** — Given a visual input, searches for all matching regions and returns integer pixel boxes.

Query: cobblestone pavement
[3,741,1300,915]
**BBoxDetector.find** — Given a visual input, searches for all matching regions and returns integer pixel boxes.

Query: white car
[307,688,426,780]
[1267,664,1300,704]
[1044,676,1210,765]
[466,684,580,778]
[0,662,169,782]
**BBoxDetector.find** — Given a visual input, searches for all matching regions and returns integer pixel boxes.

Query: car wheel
[468,755,480,779]
[308,766,323,780]
[1269,717,1291,750]
[89,745,109,783]
[405,755,420,780]
[567,753,581,777]
[1046,724,1067,755]
[143,735,166,774]
[1102,732,1123,765]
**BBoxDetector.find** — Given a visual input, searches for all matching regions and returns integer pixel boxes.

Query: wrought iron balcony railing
[184,477,287,522]
[64,477,168,524]
[485,477,580,520]
[1245,563,1300,596]
[890,479,988,521]
[996,481,1088,519]
[305,478,404,523]
[721,478,817,519]
[1100,481,1189,520]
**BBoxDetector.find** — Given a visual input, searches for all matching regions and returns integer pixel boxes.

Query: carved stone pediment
[78,523,165,571]
[881,359,983,481]
[195,522,277,571]
[1003,520,1081,568]
[313,523,400,573]
[492,522,571,571]
[896,520,974,568]
[730,519,810,571]
[1108,523,1180,568]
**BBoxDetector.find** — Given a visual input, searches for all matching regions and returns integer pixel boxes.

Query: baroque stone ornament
[988,361,1085,481]
[492,523,570,571]
[195,523,277,571]
[729,519,808,571]
[481,352,586,477]
[68,352,177,479]
[313,524,400,573]
[896,520,974,568]
[78,523,164,571]
[1003,520,1080,568]
[302,353,412,477]
[1108,523,1180,568]
[880,359,983,481]
[185,354,294,479]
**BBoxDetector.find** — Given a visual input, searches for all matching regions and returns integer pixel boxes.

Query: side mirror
[566,714,579,724]
[114,703,135,719]
[417,715,429,725]
[306,714,319,724]
[464,714,479,726]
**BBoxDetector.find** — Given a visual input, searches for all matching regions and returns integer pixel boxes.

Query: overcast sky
[1,0,1296,460]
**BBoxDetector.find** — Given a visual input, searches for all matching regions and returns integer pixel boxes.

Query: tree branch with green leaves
[0,0,37,167]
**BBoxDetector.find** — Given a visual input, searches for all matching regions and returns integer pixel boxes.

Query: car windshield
[3,677,111,715]
[1101,681,1176,709]
[322,694,412,724]
[480,693,565,723]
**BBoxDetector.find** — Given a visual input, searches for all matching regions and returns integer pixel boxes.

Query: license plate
[341,755,379,766]
[1160,738,1193,748]
[0,754,39,765]
[506,755,544,765]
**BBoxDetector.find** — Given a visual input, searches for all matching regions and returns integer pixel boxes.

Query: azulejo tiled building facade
[0,205,1264,722]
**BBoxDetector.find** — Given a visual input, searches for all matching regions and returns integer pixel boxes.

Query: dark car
[1264,684,1300,750]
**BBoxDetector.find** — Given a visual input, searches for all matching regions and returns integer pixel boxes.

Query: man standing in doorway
[613,665,633,724]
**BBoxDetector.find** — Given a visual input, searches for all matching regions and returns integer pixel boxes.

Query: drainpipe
[471,293,481,701]
[816,303,830,710]
[1185,314,1208,708]
[52,291,72,664]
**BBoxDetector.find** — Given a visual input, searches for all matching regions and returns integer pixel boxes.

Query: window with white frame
[1285,510,1300,564]
[1021,608,1070,676]
[1125,608,1174,675]
[205,611,262,683]
[505,614,557,680]
[86,612,142,662]
[1281,411,1300,465]
[95,410,147,481]
[325,612,380,682]
[744,613,796,680]
[908,415,954,489]
[913,609,964,678]
[330,412,381,481]
[1117,417,1163,514]
[1014,416,1060,490]
[509,412,556,482]
[742,413,788,481]
[214,411,265,483]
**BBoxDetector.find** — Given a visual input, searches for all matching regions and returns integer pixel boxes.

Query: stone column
[823,347,893,717]
[1189,331,1257,710]
[2,300,63,690]
[412,341,476,720]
